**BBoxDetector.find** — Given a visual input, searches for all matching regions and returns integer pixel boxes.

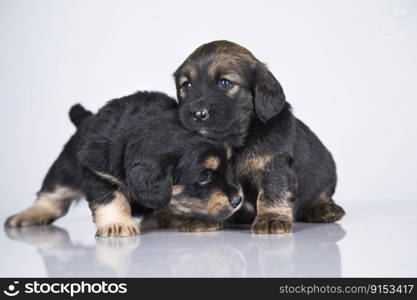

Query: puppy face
[166,143,243,221]
[174,40,286,143]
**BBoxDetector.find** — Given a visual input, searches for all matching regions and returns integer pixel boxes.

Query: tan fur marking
[167,198,192,214]
[226,85,240,97]
[316,186,333,203]
[178,76,189,86]
[37,187,82,214]
[206,191,229,212]
[94,191,132,225]
[236,154,274,176]
[207,52,257,79]
[155,208,183,228]
[95,171,123,186]
[172,185,184,196]
[179,219,223,232]
[165,181,244,220]
[157,210,224,232]
[226,146,233,159]
[179,88,186,99]
[207,56,236,79]
[207,57,224,79]
[5,186,83,227]
[252,189,294,234]
[212,42,258,65]
[317,191,329,203]
[203,155,220,170]
[94,191,139,237]
[183,65,197,81]
[256,190,294,221]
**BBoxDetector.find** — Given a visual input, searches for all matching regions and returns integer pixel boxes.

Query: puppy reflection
[5,226,139,277]
[247,223,346,277]
[5,223,345,277]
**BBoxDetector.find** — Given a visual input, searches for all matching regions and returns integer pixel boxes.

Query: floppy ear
[125,159,173,210]
[254,63,286,123]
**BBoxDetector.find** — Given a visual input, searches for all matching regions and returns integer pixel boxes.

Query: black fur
[69,104,93,127]
[5,91,242,234]
[174,40,345,233]
[75,92,239,209]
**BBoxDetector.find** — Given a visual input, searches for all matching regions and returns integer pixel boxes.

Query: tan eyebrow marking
[207,55,236,79]
[208,58,224,79]
[183,65,198,81]
[178,76,189,86]
[203,155,221,170]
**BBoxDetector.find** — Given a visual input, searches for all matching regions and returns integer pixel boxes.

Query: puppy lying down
[5,91,243,237]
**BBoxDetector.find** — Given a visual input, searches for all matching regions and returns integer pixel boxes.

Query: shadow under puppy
[172,40,345,234]
[5,91,243,237]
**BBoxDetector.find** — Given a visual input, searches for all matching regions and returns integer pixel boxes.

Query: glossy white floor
[1,199,416,278]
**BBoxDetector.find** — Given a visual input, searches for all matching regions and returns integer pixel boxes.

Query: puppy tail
[69,104,93,127]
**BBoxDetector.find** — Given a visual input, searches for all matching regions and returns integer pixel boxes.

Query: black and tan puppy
[173,40,345,234]
[5,91,243,236]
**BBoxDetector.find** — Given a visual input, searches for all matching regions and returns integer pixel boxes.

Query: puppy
[5,91,243,236]
[173,40,345,234]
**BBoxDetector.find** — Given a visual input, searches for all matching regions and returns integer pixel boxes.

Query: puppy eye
[198,171,213,186]
[181,81,192,90]
[218,79,233,90]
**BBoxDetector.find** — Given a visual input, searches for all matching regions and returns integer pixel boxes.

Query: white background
[0,0,416,277]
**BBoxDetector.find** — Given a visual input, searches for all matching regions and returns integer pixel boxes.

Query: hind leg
[299,188,345,223]
[5,186,82,227]
[5,136,83,227]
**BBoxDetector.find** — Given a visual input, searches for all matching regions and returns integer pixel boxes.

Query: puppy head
[174,40,286,143]
[125,134,240,216]
[166,142,243,221]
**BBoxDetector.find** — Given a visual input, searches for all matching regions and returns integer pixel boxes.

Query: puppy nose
[192,109,209,122]
[230,195,243,208]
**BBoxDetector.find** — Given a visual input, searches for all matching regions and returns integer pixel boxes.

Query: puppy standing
[174,40,345,234]
[5,91,243,236]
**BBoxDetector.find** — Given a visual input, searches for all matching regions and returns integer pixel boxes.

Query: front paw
[179,219,223,232]
[251,213,292,234]
[96,219,140,238]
